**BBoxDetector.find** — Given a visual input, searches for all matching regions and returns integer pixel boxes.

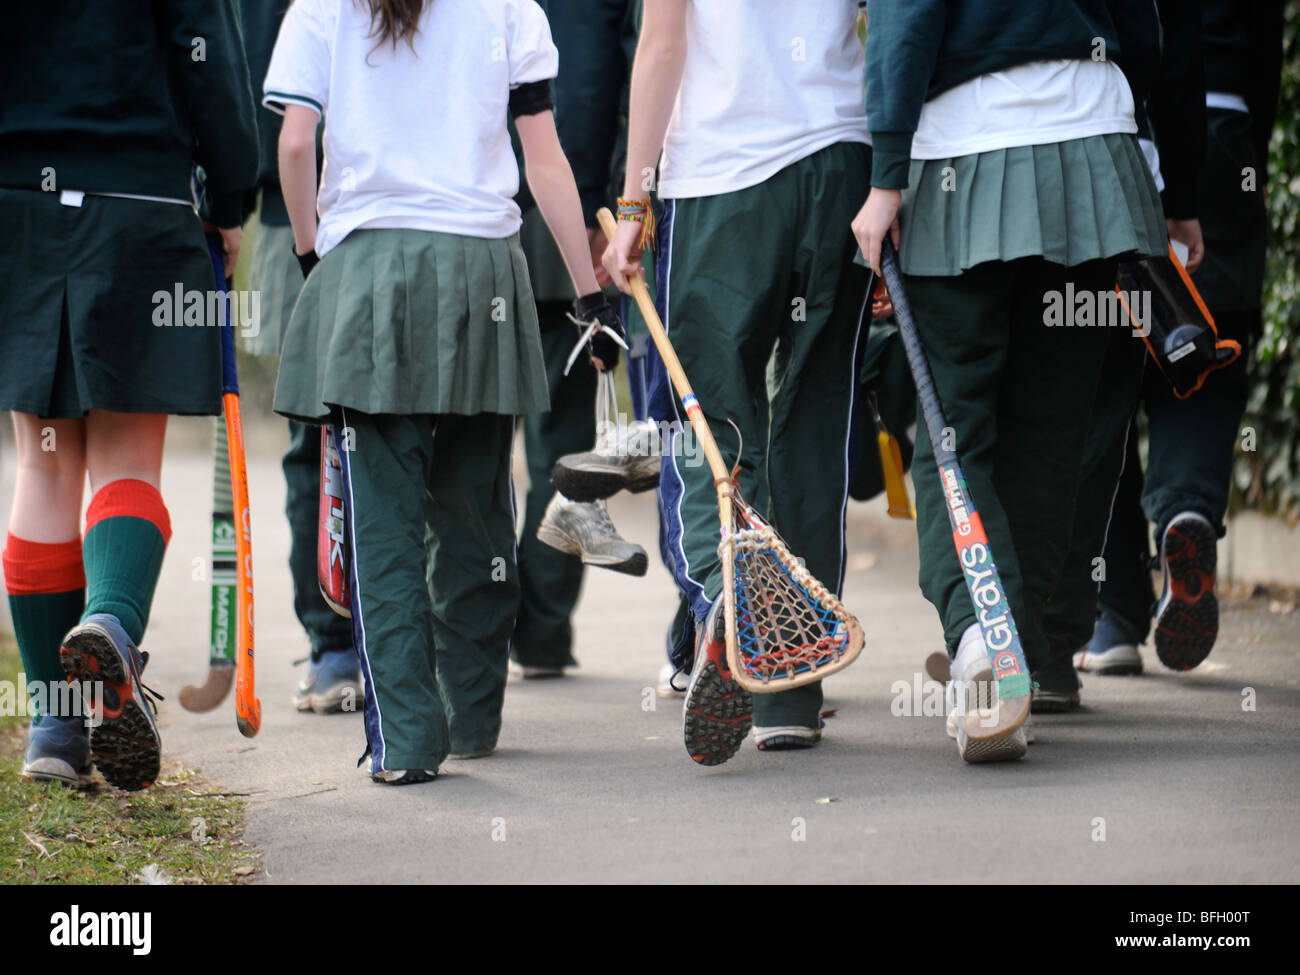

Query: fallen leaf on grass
[232,866,255,877]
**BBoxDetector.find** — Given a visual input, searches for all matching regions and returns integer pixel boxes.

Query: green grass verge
[0,632,259,884]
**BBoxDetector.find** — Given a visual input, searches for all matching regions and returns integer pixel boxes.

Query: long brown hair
[356,0,426,52]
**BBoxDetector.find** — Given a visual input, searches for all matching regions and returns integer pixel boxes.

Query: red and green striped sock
[82,479,172,644]
[3,534,86,717]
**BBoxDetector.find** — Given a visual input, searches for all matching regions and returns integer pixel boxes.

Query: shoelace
[135,650,165,715]
[562,313,630,376]
[588,499,620,536]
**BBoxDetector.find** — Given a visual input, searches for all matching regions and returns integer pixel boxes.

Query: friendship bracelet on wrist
[616,197,656,253]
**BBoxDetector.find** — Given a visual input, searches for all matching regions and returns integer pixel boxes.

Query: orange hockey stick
[213,240,261,738]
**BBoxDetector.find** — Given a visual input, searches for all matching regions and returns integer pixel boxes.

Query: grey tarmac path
[4,415,1297,883]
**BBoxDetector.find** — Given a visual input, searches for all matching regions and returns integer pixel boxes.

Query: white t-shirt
[911,59,1136,160]
[657,0,870,200]
[263,0,558,255]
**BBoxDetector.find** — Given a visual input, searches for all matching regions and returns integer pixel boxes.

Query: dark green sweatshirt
[1146,0,1206,220]
[1201,0,1284,182]
[864,0,1161,189]
[237,0,292,224]
[514,0,636,225]
[0,0,259,227]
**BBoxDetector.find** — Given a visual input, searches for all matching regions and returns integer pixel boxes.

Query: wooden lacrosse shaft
[597,207,745,687]
[596,208,733,519]
[880,237,1029,741]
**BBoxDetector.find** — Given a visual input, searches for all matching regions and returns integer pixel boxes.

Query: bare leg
[9,414,86,543]
[84,410,167,492]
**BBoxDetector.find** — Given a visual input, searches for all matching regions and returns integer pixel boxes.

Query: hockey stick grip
[880,238,953,468]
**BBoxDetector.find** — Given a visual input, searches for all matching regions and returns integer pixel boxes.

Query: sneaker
[371,769,438,785]
[1154,511,1219,671]
[536,494,648,576]
[550,419,661,501]
[753,723,822,751]
[683,599,752,766]
[508,660,567,679]
[294,648,363,713]
[1073,615,1143,675]
[21,713,92,787]
[1030,684,1081,713]
[945,629,1027,764]
[59,613,162,791]
[656,661,688,698]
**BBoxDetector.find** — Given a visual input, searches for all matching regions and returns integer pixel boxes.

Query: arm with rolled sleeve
[864,0,947,190]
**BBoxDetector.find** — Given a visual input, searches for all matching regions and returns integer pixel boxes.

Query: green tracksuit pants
[656,141,871,728]
[336,409,518,772]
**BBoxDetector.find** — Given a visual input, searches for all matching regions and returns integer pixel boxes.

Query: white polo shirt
[263,0,558,255]
[657,0,871,201]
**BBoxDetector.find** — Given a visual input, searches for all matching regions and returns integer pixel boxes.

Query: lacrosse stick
[597,208,863,692]
[880,237,1030,742]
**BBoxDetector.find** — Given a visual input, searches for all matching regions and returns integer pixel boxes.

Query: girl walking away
[265,0,624,785]
[853,0,1167,762]
[0,2,257,789]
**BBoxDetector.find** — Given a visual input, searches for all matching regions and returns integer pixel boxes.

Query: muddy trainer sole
[684,660,752,766]
[1155,515,1219,672]
[60,626,160,792]
[550,463,660,503]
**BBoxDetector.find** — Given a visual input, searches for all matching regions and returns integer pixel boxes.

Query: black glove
[569,292,627,371]
[296,247,319,279]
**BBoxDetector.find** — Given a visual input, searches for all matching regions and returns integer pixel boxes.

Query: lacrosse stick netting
[721,492,864,691]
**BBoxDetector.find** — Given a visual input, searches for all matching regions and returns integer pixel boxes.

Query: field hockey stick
[181,237,240,712]
[879,237,1030,740]
[317,424,351,617]
[206,237,262,737]
[179,414,236,712]
[597,208,863,691]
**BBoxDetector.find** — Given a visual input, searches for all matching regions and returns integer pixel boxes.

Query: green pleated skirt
[899,132,1167,277]
[273,228,550,423]
[244,222,301,358]
[0,188,221,418]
